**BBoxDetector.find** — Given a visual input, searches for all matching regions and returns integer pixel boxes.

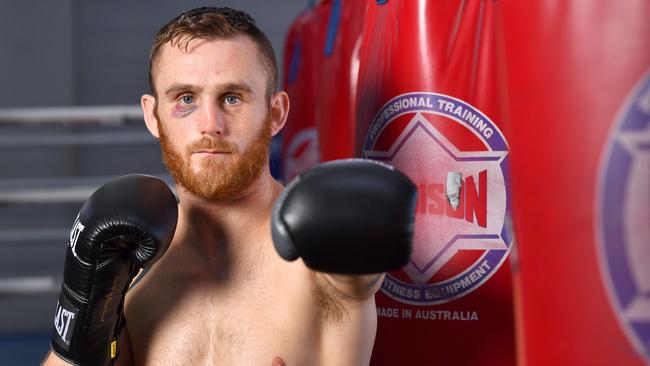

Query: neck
[173,168,283,260]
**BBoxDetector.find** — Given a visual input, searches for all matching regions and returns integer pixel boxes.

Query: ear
[269,91,289,137]
[141,93,160,139]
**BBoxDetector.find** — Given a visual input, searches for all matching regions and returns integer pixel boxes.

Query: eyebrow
[217,82,254,95]
[164,83,200,97]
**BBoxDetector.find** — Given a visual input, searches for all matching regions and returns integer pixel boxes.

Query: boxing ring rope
[0,106,172,298]
[0,105,142,125]
[0,276,59,296]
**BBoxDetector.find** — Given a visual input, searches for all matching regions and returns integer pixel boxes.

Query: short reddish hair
[148,7,278,102]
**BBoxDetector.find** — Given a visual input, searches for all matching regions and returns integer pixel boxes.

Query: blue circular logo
[597,70,650,360]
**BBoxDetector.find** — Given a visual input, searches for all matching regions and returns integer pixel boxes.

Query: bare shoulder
[123,266,161,322]
[309,271,381,365]
[122,245,188,365]
[124,240,187,313]
[310,272,384,325]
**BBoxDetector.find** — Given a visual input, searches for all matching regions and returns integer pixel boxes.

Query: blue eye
[180,95,193,105]
[224,95,240,105]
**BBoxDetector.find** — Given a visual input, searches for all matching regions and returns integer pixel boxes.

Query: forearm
[320,272,385,300]
[43,324,134,366]
[42,350,72,366]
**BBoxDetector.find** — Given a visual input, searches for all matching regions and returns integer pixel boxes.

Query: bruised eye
[180,95,194,105]
[224,95,240,105]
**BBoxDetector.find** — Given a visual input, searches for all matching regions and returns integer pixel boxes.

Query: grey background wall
[0,0,307,108]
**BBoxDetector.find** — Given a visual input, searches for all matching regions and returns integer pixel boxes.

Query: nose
[198,102,225,135]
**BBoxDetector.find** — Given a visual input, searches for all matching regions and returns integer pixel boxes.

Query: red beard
[157,111,272,201]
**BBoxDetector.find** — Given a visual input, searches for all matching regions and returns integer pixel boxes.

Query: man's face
[150,36,273,201]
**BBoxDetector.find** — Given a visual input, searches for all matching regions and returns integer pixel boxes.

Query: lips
[194,150,231,154]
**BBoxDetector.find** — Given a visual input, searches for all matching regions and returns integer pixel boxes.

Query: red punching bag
[315,0,367,162]
[501,1,650,364]
[281,2,331,182]
[356,1,516,365]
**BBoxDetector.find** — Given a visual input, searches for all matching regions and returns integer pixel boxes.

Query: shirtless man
[44,7,415,365]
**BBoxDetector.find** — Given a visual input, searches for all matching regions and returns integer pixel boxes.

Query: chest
[127,262,320,365]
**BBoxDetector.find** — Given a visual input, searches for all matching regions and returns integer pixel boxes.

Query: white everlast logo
[69,214,85,260]
[54,302,76,343]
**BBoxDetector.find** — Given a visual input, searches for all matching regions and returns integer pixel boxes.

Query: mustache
[187,136,238,154]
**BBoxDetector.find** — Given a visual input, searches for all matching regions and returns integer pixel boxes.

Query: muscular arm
[311,271,383,366]
[319,273,385,300]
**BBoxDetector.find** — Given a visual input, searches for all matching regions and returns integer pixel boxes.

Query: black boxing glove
[50,175,177,365]
[272,159,417,274]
